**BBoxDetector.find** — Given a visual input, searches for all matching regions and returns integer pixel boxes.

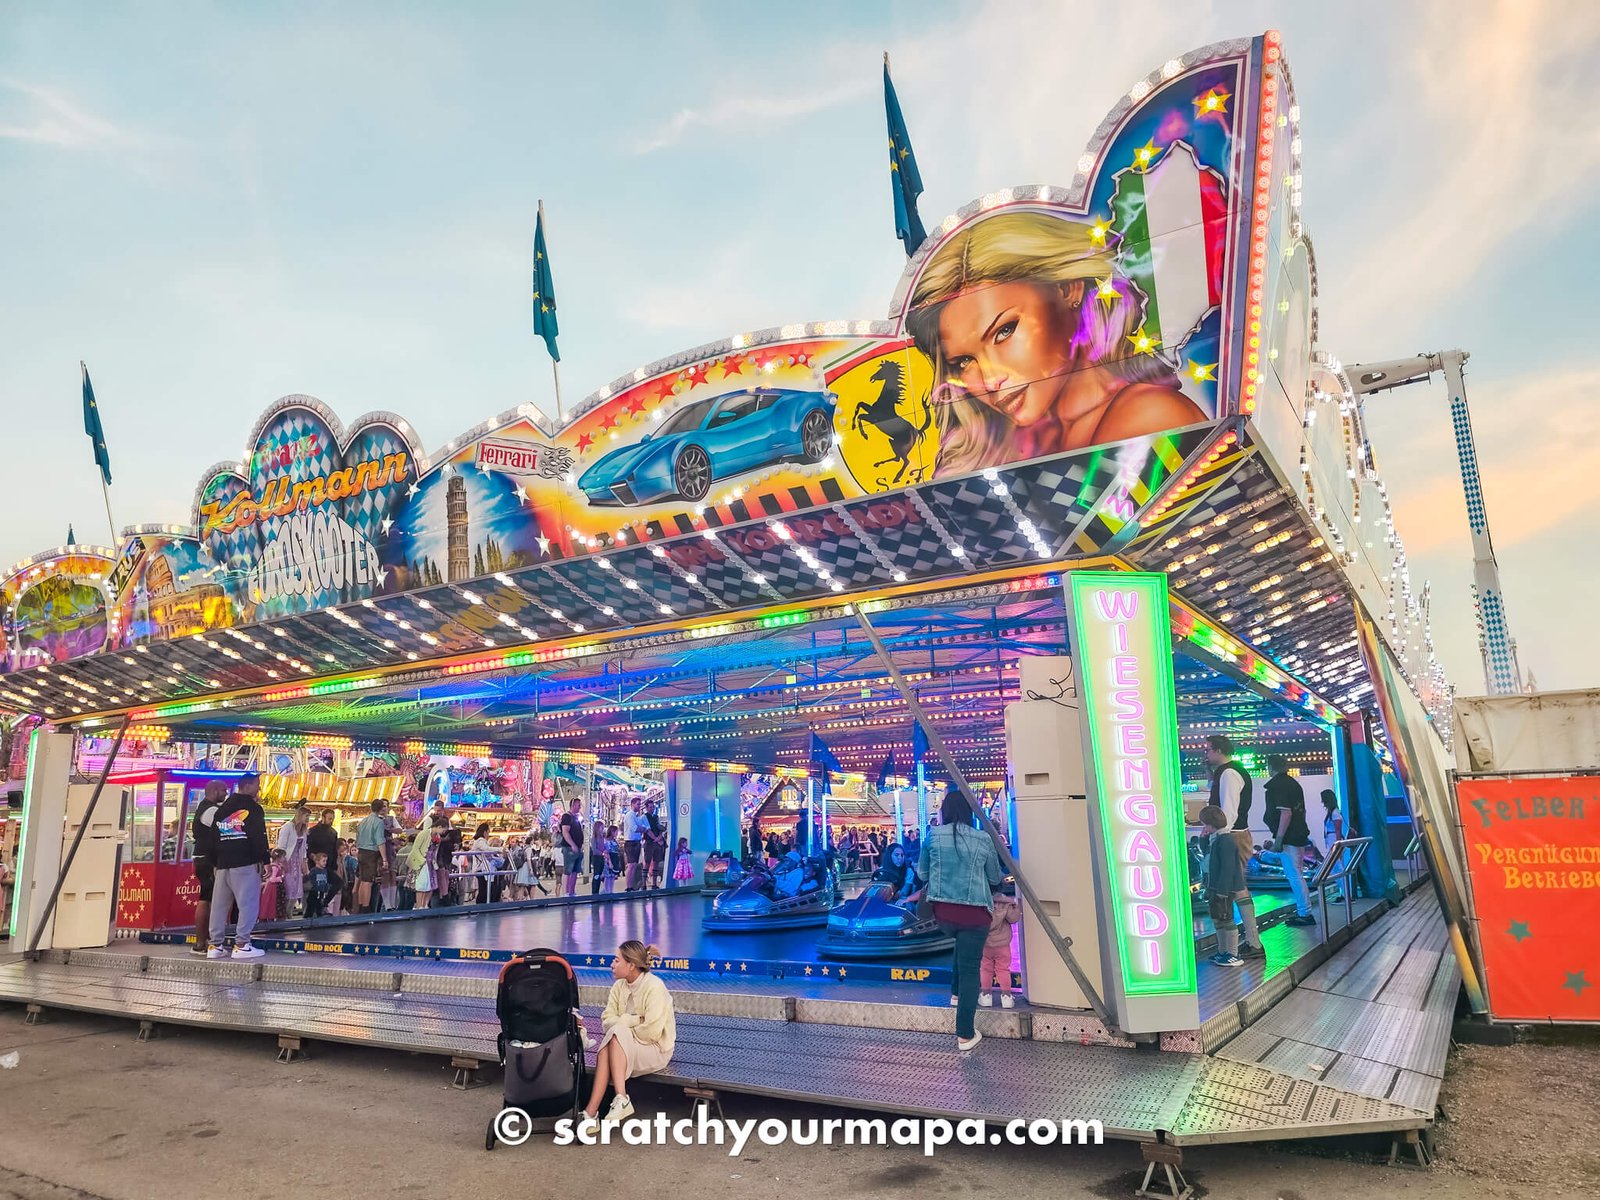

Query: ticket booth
[114,768,248,931]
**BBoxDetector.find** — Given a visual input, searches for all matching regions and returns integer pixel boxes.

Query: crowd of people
[188,781,693,957]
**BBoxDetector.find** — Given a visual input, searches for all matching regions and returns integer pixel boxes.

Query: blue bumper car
[816,881,954,960]
[702,853,837,931]
[700,852,744,892]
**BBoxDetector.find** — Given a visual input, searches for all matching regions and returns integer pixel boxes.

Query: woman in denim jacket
[917,789,1002,1052]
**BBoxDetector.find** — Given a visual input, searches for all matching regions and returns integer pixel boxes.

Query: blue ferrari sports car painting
[577,387,837,506]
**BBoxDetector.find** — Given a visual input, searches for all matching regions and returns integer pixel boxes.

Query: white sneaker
[206,947,228,960]
[604,1094,635,1124]
[232,944,265,960]
[957,1031,983,1053]
[978,993,993,1008]
[949,995,958,1007]
[1000,994,1016,1009]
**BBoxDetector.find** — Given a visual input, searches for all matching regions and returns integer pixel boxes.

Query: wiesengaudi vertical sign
[1066,571,1198,1033]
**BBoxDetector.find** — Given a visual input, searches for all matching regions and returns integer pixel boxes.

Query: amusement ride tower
[1349,351,1526,695]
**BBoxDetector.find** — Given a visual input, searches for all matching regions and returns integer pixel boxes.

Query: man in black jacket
[1263,755,1317,926]
[206,775,270,959]
[189,780,228,956]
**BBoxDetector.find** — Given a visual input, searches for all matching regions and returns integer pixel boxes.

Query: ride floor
[265,889,978,975]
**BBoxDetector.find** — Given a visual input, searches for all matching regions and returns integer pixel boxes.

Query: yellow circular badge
[832,346,939,493]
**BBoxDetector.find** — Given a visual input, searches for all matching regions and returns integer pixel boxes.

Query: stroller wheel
[485,1117,498,1152]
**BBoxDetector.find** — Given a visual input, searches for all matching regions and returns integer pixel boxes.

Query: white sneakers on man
[232,944,265,960]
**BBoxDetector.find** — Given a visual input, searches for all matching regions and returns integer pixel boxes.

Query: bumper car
[702,852,837,931]
[700,852,744,892]
[1246,847,1322,890]
[816,881,954,959]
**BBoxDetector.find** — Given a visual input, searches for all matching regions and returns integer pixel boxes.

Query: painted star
[719,353,747,378]
[1133,140,1162,170]
[1094,276,1119,305]
[1193,87,1231,116]
[1563,970,1591,997]
[599,410,620,430]
[380,518,393,534]
[1508,920,1532,943]
[1088,216,1112,246]
[575,432,594,451]
[792,350,813,367]
[1187,360,1219,383]
[625,392,647,416]
[803,965,812,975]
[652,375,679,403]
[476,460,494,474]
[407,482,421,498]
[1126,326,1161,355]
[536,536,551,554]
[685,362,710,387]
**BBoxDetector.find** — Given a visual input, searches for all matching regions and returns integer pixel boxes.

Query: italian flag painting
[1110,142,1227,358]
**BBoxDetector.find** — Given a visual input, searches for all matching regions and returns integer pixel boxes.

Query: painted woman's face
[936,281,1080,427]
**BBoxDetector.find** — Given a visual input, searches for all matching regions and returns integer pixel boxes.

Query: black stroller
[485,947,585,1150]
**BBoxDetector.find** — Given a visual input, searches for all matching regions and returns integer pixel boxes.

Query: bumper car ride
[701,853,744,892]
[701,853,837,931]
[816,883,954,960]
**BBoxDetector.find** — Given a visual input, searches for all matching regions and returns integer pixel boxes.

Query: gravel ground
[1,1004,1594,1199]
[1433,1036,1600,1196]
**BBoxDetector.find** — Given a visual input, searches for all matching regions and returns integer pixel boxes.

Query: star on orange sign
[576,432,594,451]
[652,375,679,403]
[792,350,813,368]
[600,410,620,430]
[685,362,710,387]
[719,354,747,378]
[625,393,647,416]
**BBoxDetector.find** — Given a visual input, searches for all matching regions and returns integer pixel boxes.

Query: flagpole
[99,477,117,547]
[81,361,117,544]
[538,200,564,423]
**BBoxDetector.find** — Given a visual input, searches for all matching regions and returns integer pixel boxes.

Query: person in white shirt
[1204,735,1263,958]
[622,798,650,891]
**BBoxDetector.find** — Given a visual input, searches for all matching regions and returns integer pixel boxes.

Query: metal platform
[0,885,1457,1147]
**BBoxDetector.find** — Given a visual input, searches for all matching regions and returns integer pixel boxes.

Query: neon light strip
[1068,571,1196,998]
[8,729,39,940]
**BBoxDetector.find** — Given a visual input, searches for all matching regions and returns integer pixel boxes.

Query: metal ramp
[1204,887,1458,1123]
[0,890,1457,1148]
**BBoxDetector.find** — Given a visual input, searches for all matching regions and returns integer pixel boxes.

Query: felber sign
[1457,775,1600,1022]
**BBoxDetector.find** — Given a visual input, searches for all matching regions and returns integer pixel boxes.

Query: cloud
[1376,362,1600,554]
[1335,0,1600,343]
[634,73,875,153]
[0,80,125,147]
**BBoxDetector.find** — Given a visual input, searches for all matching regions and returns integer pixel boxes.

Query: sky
[2,0,1598,695]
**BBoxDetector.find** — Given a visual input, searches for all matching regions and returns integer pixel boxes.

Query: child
[979,883,1022,1008]
[601,826,622,895]
[260,850,286,923]
[1200,805,1247,967]
[304,851,339,919]
[671,838,693,887]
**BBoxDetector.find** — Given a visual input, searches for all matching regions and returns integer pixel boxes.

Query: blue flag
[884,60,926,256]
[876,749,897,790]
[81,363,112,486]
[911,720,929,769]
[809,731,843,795]
[533,206,560,362]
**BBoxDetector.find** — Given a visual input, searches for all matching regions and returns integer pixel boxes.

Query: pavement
[3,1003,1594,1200]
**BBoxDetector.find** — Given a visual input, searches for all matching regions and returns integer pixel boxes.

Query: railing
[1311,835,1372,941]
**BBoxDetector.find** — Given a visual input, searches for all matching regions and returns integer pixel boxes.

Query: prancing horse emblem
[850,360,932,485]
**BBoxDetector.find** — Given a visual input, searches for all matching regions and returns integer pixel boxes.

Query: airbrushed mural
[0,40,1260,684]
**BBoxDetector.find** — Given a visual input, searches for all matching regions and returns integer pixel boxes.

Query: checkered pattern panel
[917,477,1037,565]
[835,495,962,582]
[681,546,777,609]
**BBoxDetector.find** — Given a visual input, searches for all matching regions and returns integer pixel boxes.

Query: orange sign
[1458,776,1600,1021]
